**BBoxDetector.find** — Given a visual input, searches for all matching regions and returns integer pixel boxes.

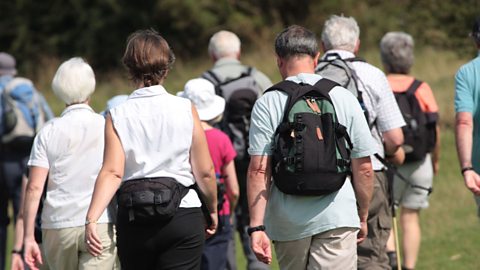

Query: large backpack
[315,53,370,125]
[203,68,261,160]
[1,77,49,152]
[394,79,436,162]
[265,79,353,196]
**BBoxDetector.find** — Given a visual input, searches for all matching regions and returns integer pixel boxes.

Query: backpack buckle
[284,156,295,165]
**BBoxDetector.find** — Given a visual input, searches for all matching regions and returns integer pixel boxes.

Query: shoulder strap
[267,79,339,123]
[245,67,253,76]
[264,80,299,95]
[311,78,339,101]
[405,79,422,96]
[344,56,366,63]
[202,70,221,85]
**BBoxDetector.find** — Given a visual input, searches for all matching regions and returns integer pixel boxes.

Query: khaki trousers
[42,223,119,270]
[357,171,392,270]
[274,227,358,270]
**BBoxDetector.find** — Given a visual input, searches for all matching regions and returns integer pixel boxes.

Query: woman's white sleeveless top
[110,85,200,207]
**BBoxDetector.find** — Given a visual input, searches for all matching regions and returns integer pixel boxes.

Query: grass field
[5,46,480,270]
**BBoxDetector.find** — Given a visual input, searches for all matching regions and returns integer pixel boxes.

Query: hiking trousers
[357,171,392,270]
[117,207,205,270]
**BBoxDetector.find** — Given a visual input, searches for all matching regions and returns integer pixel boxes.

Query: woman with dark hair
[85,29,218,269]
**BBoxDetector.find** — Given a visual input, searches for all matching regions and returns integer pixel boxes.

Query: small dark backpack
[266,79,353,196]
[203,68,261,160]
[394,79,436,162]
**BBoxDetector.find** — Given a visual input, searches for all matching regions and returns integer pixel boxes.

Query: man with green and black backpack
[247,25,376,270]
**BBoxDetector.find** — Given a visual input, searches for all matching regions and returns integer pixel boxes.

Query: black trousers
[116,207,205,270]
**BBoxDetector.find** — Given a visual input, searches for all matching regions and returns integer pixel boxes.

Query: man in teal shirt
[247,25,376,269]
[455,16,480,213]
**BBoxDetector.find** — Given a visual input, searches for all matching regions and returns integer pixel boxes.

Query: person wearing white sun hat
[178,78,240,270]
[178,78,226,122]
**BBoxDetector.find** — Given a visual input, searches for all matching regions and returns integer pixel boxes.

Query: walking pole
[387,163,402,270]
[391,203,402,270]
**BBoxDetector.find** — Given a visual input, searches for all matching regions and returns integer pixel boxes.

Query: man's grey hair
[208,30,241,59]
[321,15,360,52]
[52,57,96,105]
[380,31,414,74]
[275,25,318,59]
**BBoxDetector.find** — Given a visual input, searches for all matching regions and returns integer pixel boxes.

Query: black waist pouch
[117,177,190,224]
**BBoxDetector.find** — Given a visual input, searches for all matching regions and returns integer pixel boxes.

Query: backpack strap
[266,79,339,124]
[245,67,253,76]
[405,79,423,97]
[202,70,222,86]
[374,153,433,194]
[344,56,366,62]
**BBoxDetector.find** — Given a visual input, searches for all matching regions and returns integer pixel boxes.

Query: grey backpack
[315,53,370,125]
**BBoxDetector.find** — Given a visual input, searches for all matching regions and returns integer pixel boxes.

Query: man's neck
[281,57,315,79]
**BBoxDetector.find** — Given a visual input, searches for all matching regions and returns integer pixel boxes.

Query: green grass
[5,47,480,269]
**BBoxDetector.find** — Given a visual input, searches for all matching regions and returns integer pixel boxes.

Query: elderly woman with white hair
[380,31,440,270]
[23,57,117,270]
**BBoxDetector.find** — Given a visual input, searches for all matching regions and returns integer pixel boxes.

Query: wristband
[247,225,266,236]
[11,249,22,255]
[85,219,97,225]
[461,167,475,175]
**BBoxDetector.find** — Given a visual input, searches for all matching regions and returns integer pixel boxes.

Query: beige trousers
[42,223,119,270]
[274,227,358,270]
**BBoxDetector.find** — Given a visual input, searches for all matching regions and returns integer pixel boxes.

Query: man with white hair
[0,52,53,270]
[320,15,405,270]
[23,58,117,270]
[201,30,272,270]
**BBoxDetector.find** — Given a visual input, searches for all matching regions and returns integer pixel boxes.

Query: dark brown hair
[122,29,175,87]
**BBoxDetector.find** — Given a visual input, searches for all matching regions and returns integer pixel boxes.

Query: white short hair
[321,15,360,52]
[380,31,414,74]
[52,57,95,105]
[208,30,241,59]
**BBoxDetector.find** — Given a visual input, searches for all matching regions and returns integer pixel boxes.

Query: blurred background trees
[0,0,479,75]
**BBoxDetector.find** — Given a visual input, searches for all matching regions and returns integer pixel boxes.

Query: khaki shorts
[274,227,358,270]
[394,154,433,210]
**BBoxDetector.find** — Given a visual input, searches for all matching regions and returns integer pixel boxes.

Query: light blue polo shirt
[455,53,480,170]
[248,73,376,241]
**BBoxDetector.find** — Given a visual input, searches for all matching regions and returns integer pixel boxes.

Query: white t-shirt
[109,85,201,208]
[28,104,111,229]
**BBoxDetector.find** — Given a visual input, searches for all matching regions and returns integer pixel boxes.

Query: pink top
[204,128,237,215]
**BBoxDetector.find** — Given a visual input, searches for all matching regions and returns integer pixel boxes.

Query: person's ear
[276,55,282,69]
[354,40,361,54]
[313,52,320,68]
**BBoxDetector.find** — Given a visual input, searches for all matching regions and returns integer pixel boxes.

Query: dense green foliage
[0,0,479,74]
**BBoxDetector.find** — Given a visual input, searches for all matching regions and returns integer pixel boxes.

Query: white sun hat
[177,78,225,121]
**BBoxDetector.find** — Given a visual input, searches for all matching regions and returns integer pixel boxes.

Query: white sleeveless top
[110,85,201,207]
